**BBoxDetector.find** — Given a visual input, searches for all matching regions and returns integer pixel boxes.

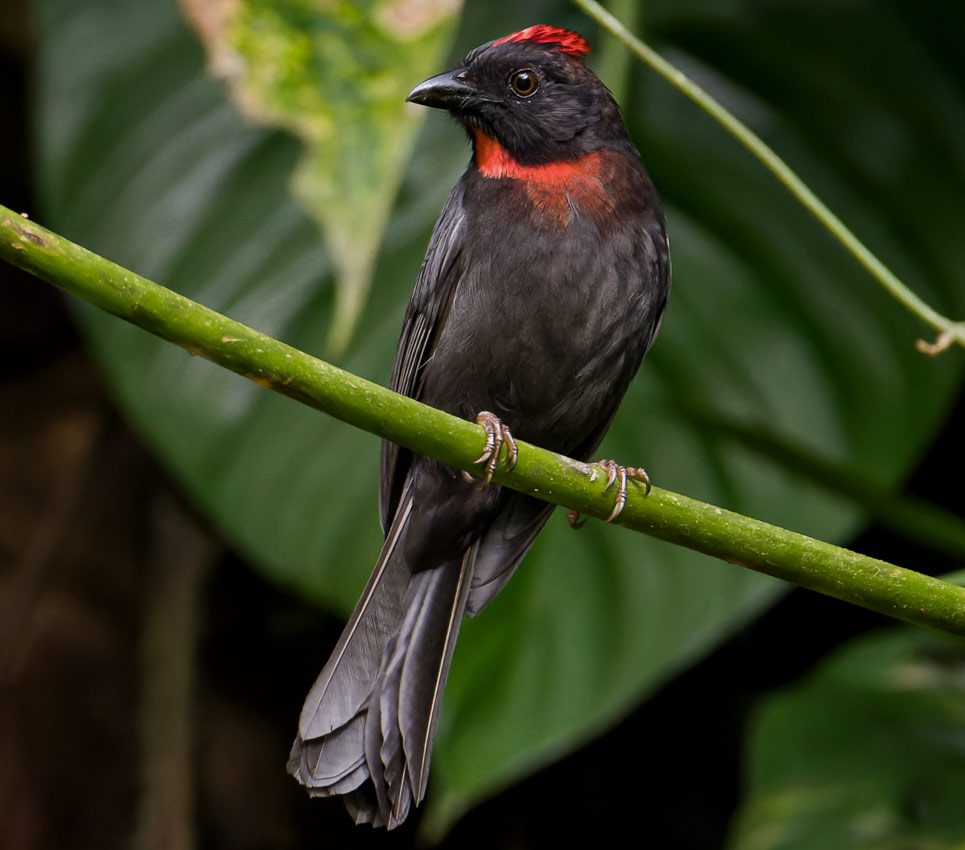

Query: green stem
[3,205,965,635]
[574,0,965,355]
[595,0,638,103]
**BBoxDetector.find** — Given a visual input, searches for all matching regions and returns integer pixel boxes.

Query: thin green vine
[573,0,965,355]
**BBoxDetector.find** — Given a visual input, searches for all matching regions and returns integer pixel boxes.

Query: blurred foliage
[731,627,965,850]
[32,0,965,836]
[182,0,462,354]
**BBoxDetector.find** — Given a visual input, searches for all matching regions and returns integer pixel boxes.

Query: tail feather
[298,713,366,786]
[379,576,431,826]
[296,489,414,740]
[362,671,390,825]
[400,543,476,802]
[327,760,370,796]
[344,784,380,826]
[288,488,479,829]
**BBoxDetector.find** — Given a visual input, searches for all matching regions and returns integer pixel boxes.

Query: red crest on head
[492,25,591,58]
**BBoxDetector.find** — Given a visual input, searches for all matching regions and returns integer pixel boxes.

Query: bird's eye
[509,69,539,97]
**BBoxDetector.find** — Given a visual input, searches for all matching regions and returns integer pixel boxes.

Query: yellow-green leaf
[182,0,462,355]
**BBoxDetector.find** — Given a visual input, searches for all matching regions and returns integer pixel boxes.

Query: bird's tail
[288,483,475,828]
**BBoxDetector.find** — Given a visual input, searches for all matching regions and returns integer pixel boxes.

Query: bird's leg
[461,411,518,485]
[566,459,651,529]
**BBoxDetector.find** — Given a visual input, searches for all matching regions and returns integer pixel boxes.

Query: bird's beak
[406,69,483,111]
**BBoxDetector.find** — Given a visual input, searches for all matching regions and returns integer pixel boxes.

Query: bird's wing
[380,182,468,532]
[466,493,553,614]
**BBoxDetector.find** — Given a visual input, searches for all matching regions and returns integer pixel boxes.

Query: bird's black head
[406,26,627,168]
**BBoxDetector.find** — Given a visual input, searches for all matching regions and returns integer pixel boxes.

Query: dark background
[1,6,962,849]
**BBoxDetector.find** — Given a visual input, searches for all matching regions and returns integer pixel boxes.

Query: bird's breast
[472,132,615,226]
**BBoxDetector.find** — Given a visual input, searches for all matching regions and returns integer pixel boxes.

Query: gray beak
[406,69,483,111]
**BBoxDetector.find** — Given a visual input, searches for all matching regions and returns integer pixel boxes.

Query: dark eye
[509,69,539,97]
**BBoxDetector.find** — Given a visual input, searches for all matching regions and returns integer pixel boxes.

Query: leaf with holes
[181,0,462,354]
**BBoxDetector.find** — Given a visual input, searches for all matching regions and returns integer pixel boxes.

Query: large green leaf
[730,628,965,850]
[33,0,965,835]
[181,0,462,354]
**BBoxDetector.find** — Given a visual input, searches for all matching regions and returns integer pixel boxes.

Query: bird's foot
[566,459,651,529]
[461,411,518,485]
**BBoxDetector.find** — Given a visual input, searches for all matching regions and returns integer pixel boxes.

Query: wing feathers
[380,186,467,531]
[467,494,553,615]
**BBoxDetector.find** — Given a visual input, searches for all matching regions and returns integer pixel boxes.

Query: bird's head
[406,26,626,171]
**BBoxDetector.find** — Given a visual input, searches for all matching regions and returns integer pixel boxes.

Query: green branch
[574,0,965,356]
[3,204,965,635]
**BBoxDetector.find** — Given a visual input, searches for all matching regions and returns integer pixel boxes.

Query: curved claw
[570,459,652,526]
[472,411,517,485]
[628,467,652,497]
[601,460,619,493]
[605,465,629,522]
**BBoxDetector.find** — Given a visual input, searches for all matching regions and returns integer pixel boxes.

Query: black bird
[288,25,670,828]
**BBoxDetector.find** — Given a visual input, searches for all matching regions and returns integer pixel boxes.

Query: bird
[288,24,670,828]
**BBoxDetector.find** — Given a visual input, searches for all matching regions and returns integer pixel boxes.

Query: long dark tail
[288,484,475,828]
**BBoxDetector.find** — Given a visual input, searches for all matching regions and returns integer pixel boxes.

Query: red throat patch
[492,25,590,57]
[472,131,613,224]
